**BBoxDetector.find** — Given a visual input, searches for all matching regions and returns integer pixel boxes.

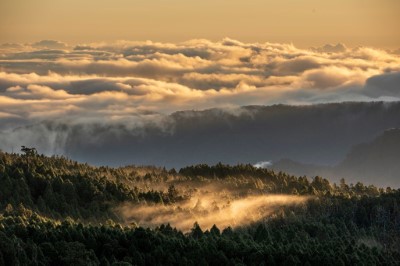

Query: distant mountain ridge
[272,128,400,188]
[60,101,400,167]
[1,101,400,188]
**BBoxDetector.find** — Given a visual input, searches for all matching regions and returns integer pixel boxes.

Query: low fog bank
[118,194,309,232]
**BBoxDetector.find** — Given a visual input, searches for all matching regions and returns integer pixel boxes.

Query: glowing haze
[119,193,309,231]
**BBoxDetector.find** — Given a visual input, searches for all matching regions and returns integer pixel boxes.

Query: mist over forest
[0,151,399,265]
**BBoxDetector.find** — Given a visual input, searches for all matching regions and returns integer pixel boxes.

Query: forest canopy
[0,150,399,265]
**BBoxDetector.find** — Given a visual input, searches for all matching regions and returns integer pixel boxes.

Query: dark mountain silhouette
[336,128,400,187]
[272,128,400,188]
[67,101,400,168]
[3,102,400,173]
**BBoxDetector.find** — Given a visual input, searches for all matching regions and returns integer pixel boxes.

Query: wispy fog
[118,193,309,231]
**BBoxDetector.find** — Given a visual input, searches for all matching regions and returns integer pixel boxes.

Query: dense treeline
[0,151,186,221]
[0,151,389,221]
[0,150,399,265]
[179,163,386,197]
[1,194,400,266]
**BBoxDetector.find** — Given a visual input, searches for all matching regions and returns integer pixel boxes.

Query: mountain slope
[336,128,400,187]
[2,101,400,168]
[272,129,400,187]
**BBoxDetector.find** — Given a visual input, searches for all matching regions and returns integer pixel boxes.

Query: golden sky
[1,0,399,48]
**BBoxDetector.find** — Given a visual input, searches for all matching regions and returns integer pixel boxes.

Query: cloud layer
[0,39,400,167]
[0,39,399,129]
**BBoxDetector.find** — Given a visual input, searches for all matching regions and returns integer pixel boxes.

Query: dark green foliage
[0,152,387,221]
[180,163,275,179]
[0,152,399,265]
[1,202,399,266]
[0,153,185,221]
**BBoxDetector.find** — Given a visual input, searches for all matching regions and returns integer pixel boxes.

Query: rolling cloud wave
[0,39,399,128]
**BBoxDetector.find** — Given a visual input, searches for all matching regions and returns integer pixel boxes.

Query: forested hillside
[0,150,399,265]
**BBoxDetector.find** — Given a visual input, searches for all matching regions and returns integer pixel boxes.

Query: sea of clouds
[1,38,399,127]
[0,38,399,157]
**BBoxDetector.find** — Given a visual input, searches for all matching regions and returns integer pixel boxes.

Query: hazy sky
[1,0,399,48]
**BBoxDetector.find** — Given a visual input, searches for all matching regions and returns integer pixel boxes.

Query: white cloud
[254,161,272,168]
[0,38,399,130]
